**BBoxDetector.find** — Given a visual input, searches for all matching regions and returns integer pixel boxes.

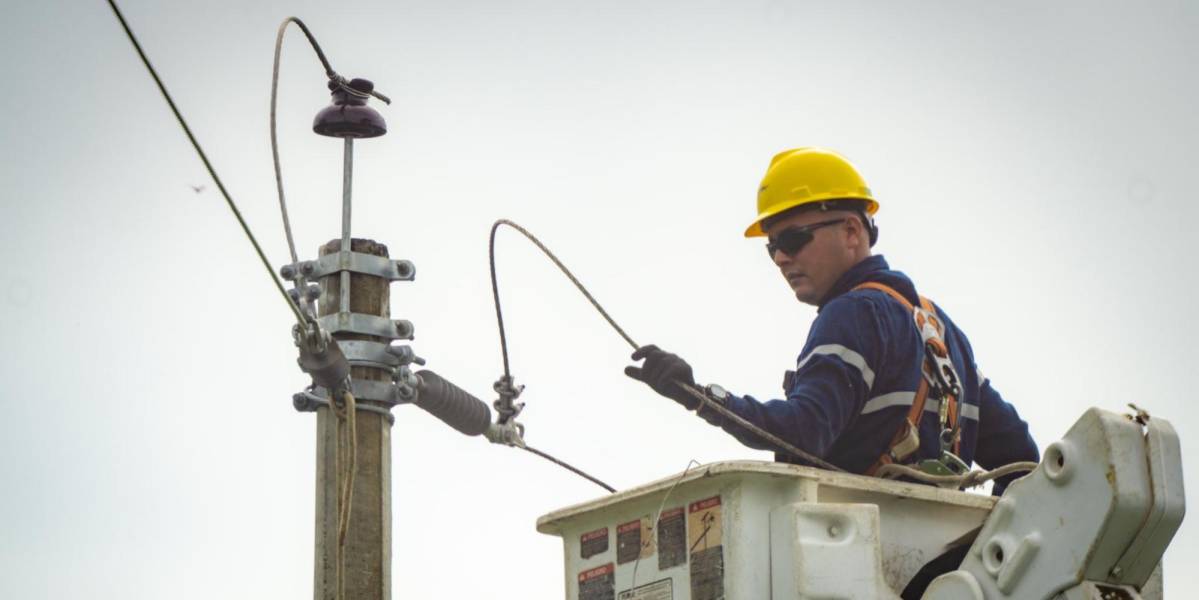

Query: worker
[625,147,1039,495]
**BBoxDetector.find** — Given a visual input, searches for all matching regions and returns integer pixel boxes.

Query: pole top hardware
[281,251,415,283]
[313,77,387,139]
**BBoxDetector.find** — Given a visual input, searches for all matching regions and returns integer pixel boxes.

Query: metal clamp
[318,312,414,341]
[485,421,526,447]
[492,374,525,425]
[303,378,411,407]
[293,390,396,424]
[281,251,415,282]
[339,340,402,370]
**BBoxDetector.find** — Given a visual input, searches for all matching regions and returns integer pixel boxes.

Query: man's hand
[624,345,699,410]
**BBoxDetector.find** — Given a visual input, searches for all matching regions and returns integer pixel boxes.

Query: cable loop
[875,461,1039,489]
[487,219,846,474]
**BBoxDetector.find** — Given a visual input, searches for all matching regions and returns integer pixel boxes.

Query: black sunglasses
[765,218,848,257]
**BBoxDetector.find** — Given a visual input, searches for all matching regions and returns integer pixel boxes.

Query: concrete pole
[314,238,392,600]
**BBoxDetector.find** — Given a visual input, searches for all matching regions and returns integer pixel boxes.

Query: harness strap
[853,282,961,476]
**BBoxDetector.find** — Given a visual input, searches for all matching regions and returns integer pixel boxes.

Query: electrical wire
[331,389,358,600]
[105,0,307,326]
[875,461,1039,489]
[487,218,846,473]
[270,18,318,266]
[490,219,637,378]
[521,445,616,493]
[631,459,701,588]
[271,16,386,267]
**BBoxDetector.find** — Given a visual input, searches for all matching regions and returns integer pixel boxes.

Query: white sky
[2,0,1196,598]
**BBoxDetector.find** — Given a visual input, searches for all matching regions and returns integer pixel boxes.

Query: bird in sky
[188,184,206,193]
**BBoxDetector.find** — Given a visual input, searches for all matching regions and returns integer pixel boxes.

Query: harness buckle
[915,450,971,487]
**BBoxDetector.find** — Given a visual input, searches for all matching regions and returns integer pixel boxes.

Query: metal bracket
[281,251,415,282]
[492,374,525,425]
[302,378,411,408]
[293,390,396,424]
[293,323,350,392]
[485,421,526,447]
[339,340,401,370]
[318,312,414,341]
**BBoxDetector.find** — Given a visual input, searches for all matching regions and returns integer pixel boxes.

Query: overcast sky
[2,0,1196,598]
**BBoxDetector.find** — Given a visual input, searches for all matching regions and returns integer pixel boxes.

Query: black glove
[624,345,698,410]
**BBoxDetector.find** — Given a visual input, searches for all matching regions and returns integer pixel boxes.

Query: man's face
[763,209,860,306]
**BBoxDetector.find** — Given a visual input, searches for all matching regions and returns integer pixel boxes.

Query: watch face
[706,384,728,401]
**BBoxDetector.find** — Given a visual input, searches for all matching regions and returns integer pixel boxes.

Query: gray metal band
[338,340,401,370]
[300,379,411,407]
[293,390,396,424]
[319,312,414,341]
[343,379,409,406]
[284,251,415,282]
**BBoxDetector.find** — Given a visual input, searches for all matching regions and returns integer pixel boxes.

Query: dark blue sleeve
[711,296,886,460]
[974,376,1039,495]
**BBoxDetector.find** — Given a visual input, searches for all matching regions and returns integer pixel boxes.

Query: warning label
[657,507,686,570]
[581,527,609,559]
[689,547,724,600]
[688,496,723,552]
[618,578,673,600]
[616,517,654,564]
[578,563,615,600]
[688,496,724,600]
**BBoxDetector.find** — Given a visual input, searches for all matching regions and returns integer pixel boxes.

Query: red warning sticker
[579,563,615,582]
[581,527,609,559]
[617,518,649,564]
[578,563,616,600]
[689,496,721,513]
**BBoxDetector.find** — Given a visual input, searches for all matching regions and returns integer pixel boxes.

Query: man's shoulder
[821,286,907,320]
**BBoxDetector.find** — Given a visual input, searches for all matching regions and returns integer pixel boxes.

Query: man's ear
[844,214,866,249]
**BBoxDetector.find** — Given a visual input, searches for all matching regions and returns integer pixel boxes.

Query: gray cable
[875,461,1039,489]
[490,219,637,378]
[269,17,316,266]
[487,218,846,474]
[631,459,701,588]
[521,445,616,493]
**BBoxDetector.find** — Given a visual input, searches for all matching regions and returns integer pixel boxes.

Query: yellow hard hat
[744,147,878,237]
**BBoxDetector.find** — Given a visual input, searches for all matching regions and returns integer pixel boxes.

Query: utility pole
[286,77,420,600]
[108,9,500,596]
[313,237,398,600]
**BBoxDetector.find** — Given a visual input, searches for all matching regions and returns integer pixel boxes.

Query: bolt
[396,383,416,400]
[395,320,414,339]
[827,525,840,538]
[280,264,296,280]
[395,260,414,279]
[386,344,414,362]
[301,262,315,275]
[293,393,314,412]
[305,285,321,301]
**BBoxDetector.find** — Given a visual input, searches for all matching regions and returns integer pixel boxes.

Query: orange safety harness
[853,282,966,477]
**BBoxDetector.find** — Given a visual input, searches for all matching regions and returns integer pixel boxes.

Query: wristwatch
[704,383,729,404]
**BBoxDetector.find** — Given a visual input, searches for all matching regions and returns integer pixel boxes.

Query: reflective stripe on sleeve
[860,391,915,414]
[860,391,979,421]
[795,344,876,390]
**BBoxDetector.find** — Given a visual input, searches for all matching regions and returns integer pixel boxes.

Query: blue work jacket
[717,255,1039,494]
